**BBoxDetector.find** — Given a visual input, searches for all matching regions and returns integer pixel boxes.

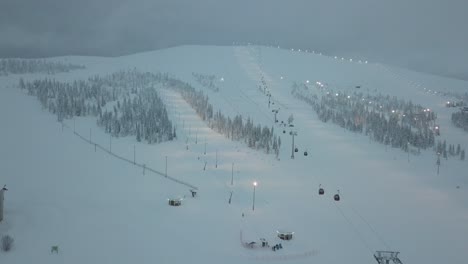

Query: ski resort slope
[1,45,468,264]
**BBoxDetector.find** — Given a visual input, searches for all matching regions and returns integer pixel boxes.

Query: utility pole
[437,152,441,175]
[407,142,410,163]
[165,156,168,177]
[290,131,297,159]
[252,182,257,211]
[89,128,92,142]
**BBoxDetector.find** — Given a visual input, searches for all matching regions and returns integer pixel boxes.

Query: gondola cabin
[168,198,182,206]
[318,185,324,195]
[334,191,340,201]
[277,231,294,241]
[304,151,308,156]
[294,147,298,152]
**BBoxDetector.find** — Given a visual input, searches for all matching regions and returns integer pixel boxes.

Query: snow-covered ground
[1,45,468,264]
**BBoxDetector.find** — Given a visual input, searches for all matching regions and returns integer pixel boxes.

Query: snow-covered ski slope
[1,45,468,264]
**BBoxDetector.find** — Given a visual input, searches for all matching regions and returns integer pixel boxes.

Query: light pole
[252,181,257,211]
[407,142,410,162]
[231,163,234,185]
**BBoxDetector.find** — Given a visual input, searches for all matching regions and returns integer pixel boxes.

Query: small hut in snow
[277,231,294,241]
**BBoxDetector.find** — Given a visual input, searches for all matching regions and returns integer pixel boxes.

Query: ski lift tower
[374,251,403,264]
[0,185,7,222]
[290,131,298,159]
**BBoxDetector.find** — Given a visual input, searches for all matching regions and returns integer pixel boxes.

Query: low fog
[1,0,467,80]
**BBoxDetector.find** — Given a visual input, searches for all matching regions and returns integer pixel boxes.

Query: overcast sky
[1,0,467,80]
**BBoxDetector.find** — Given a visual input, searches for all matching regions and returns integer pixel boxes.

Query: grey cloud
[0,0,467,80]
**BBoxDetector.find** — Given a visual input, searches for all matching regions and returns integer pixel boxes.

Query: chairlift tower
[374,251,403,264]
[290,131,297,159]
[0,185,7,222]
[272,109,279,123]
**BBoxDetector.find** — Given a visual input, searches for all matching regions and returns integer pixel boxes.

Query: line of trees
[436,140,465,160]
[292,83,436,152]
[19,70,174,144]
[97,88,174,143]
[451,110,468,132]
[18,69,278,153]
[1,58,84,75]
[164,77,280,155]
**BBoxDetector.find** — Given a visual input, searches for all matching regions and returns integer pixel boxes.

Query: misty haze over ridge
[1,0,467,81]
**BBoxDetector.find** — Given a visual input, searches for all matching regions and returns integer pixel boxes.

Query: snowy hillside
[1,45,468,264]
